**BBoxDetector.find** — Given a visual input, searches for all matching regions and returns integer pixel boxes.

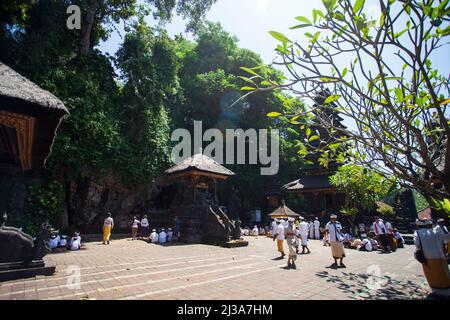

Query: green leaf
[306,127,312,137]
[320,76,337,82]
[267,112,282,117]
[240,67,259,77]
[353,0,365,14]
[309,135,320,142]
[241,86,256,91]
[342,68,348,78]
[324,94,341,103]
[290,24,311,30]
[269,31,291,43]
[295,16,312,25]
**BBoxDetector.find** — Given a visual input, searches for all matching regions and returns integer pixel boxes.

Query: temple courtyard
[0,236,431,300]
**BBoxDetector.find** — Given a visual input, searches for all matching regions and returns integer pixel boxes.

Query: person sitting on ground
[58,235,68,248]
[394,228,405,248]
[167,227,173,243]
[150,229,159,244]
[350,237,363,249]
[358,235,373,252]
[252,225,259,236]
[259,226,266,235]
[159,228,167,244]
[69,232,82,251]
[342,229,355,248]
[369,232,380,250]
[49,231,60,250]
[244,227,250,236]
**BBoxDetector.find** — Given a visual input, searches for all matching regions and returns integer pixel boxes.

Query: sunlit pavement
[0,236,430,300]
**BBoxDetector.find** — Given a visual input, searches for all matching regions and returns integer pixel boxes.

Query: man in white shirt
[373,217,391,253]
[48,232,60,250]
[325,214,346,268]
[313,217,321,240]
[285,218,299,269]
[252,225,259,236]
[159,228,167,244]
[272,220,285,259]
[150,229,159,243]
[299,217,311,254]
[414,219,450,297]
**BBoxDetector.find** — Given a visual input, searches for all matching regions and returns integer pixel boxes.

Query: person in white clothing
[313,217,321,240]
[252,225,259,236]
[373,217,391,253]
[308,220,314,239]
[131,216,140,240]
[358,236,373,252]
[271,220,278,237]
[299,217,311,254]
[140,215,150,239]
[69,232,82,251]
[414,219,450,297]
[48,232,60,250]
[167,227,173,242]
[325,214,346,268]
[159,228,167,244]
[150,229,159,243]
[58,235,68,248]
[272,219,285,259]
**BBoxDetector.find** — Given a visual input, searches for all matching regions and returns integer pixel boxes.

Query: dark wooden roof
[165,153,235,179]
[268,202,300,218]
[282,174,334,192]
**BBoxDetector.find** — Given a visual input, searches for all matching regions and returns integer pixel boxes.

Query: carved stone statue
[232,219,242,240]
[0,211,51,264]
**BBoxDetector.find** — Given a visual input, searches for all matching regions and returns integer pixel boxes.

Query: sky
[98,0,450,75]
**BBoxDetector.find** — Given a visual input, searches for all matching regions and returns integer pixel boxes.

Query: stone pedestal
[0,260,56,282]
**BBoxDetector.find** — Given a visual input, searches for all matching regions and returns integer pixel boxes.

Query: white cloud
[255,0,271,15]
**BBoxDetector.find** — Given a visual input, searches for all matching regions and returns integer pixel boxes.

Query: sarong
[103,226,111,242]
[422,259,450,290]
[277,239,284,254]
[301,237,308,246]
[287,239,297,260]
[330,241,345,258]
[387,234,397,250]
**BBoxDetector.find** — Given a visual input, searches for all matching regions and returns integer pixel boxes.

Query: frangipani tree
[240,0,450,204]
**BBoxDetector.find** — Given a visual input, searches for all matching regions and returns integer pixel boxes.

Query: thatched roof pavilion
[0,62,68,170]
[268,201,300,219]
[165,153,235,180]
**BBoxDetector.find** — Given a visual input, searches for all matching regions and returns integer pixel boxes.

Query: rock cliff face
[65,174,169,233]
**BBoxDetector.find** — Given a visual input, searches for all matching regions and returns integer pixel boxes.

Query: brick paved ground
[0,236,431,300]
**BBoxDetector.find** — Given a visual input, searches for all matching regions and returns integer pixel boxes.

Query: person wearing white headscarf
[414,219,450,297]
[252,225,259,236]
[167,228,173,242]
[49,232,60,250]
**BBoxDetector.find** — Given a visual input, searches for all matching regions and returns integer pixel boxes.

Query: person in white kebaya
[159,228,167,244]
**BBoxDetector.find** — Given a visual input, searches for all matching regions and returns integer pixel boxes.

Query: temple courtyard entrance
[0,237,430,300]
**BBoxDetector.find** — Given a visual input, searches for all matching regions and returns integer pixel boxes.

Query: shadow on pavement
[315,270,431,300]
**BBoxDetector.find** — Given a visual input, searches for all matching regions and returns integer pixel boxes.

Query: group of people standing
[102,212,182,245]
[271,214,347,269]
